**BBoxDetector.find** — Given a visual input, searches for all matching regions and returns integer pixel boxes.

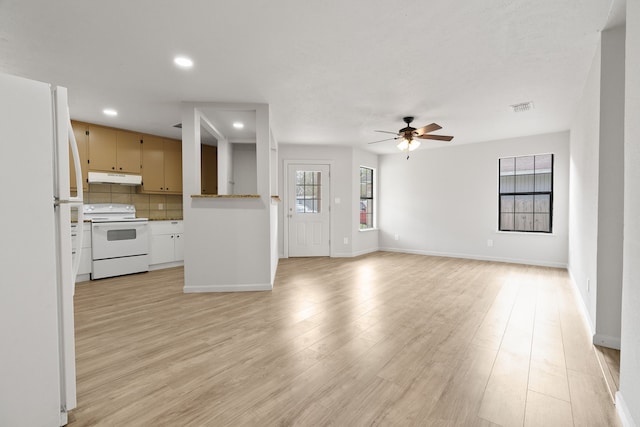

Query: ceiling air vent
[510,101,534,113]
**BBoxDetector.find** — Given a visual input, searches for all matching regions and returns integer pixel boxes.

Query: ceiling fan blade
[368,137,398,144]
[374,130,400,135]
[414,123,442,136]
[416,134,454,142]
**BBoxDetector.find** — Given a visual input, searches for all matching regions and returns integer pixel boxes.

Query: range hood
[88,171,142,186]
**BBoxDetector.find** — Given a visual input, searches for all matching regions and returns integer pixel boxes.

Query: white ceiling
[0,0,622,153]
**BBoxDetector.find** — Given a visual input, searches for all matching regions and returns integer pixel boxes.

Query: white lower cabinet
[150,221,184,267]
[71,222,92,281]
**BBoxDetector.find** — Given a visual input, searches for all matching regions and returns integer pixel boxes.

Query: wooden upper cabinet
[201,144,218,194]
[163,139,182,193]
[116,130,142,173]
[141,135,165,192]
[70,121,89,191]
[141,136,182,194]
[87,125,141,173]
[87,125,117,172]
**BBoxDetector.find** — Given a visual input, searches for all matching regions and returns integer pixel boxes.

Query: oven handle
[92,222,149,231]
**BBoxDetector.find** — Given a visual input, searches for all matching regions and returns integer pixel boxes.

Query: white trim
[358,228,379,232]
[593,334,621,350]
[183,283,273,293]
[75,273,91,283]
[616,392,638,427]
[378,246,567,269]
[494,230,559,237]
[149,261,184,271]
[351,248,378,257]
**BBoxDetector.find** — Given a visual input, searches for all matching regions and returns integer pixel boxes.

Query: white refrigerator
[0,73,84,426]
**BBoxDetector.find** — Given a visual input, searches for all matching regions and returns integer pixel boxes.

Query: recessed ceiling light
[103,108,118,117]
[233,122,244,129]
[174,56,193,68]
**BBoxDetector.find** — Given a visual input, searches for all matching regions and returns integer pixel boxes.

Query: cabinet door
[116,130,142,173]
[150,234,175,265]
[163,139,182,194]
[201,144,218,194]
[141,135,165,192]
[174,234,184,261]
[88,125,117,171]
[70,121,89,191]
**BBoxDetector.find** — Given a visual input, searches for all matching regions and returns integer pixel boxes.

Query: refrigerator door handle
[67,116,84,282]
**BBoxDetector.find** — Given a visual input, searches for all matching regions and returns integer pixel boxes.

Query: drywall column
[181,103,275,292]
[594,25,625,349]
[618,1,640,425]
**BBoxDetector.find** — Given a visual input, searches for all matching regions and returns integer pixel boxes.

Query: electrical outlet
[158,203,164,210]
[343,237,348,245]
[394,234,399,241]
[487,239,493,247]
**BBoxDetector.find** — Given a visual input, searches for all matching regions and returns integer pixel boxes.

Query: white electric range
[83,204,149,279]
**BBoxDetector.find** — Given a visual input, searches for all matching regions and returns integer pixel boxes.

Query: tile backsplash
[76,184,183,220]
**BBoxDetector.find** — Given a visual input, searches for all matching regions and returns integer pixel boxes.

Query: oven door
[91,221,149,260]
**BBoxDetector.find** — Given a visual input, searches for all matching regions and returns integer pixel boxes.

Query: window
[499,154,553,233]
[360,166,374,229]
[295,171,322,213]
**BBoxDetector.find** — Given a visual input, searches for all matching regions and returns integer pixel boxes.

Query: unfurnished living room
[1,0,639,426]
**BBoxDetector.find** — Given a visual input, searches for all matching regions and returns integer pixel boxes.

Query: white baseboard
[378,246,568,269]
[149,260,184,271]
[567,268,596,335]
[331,248,377,258]
[183,283,273,293]
[616,391,638,427]
[75,273,91,283]
[593,333,621,350]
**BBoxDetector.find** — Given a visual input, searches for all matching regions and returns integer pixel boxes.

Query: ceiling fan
[369,116,454,158]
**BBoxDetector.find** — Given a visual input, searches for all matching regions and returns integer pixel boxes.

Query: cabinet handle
[112,167,115,170]
[171,235,174,238]
[176,235,180,238]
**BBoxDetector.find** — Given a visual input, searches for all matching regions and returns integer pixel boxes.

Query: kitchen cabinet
[69,121,89,192]
[141,135,182,194]
[87,125,142,174]
[149,221,184,266]
[201,144,218,194]
[71,222,92,281]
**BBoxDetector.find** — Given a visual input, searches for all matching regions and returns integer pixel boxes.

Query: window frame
[359,166,375,230]
[498,154,554,234]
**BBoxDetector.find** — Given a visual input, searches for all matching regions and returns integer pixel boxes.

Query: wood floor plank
[67,253,621,426]
[524,390,573,427]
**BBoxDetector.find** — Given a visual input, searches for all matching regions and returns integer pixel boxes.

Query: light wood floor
[68,252,620,426]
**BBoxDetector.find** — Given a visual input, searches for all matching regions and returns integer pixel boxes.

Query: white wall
[569,43,602,331]
[232,143,257,194]
[596,25,626,348]
[568,25,626,349]
[182,103,275,292]
[378,132,569,268]
[278,144,353,258]
[618,1,640,425]
[352,148,379,256]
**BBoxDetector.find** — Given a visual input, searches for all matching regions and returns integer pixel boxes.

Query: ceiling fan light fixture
[397,138,410,151]
[396,138,421,152]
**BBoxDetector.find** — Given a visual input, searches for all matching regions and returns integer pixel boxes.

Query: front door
[287,164,330,257]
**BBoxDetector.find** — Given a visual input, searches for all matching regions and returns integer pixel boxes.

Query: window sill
[495,230,556,236]
[359,228,378,232]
